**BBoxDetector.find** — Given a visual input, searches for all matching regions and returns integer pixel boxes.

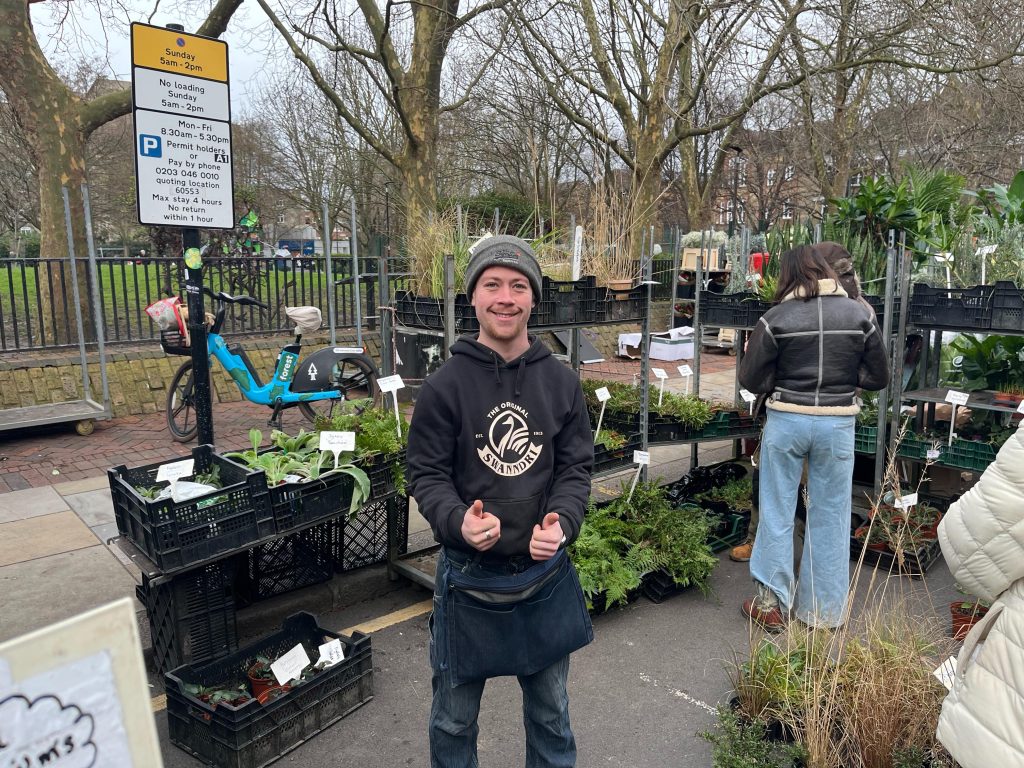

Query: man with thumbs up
[407,235,594,768]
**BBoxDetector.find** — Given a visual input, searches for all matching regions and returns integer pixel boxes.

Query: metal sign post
[132,21,233,446]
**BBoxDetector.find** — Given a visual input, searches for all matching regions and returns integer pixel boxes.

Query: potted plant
[247,656,276,698]
[950,596,991,640]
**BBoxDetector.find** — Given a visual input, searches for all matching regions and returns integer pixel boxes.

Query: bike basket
[161,329,191,356]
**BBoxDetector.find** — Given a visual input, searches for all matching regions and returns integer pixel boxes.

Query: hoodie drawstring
[492,354,502,387]
[515,357,525,396]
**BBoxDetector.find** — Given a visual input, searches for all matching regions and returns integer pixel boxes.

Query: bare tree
[255,0,513,253]
[0,0,243,341]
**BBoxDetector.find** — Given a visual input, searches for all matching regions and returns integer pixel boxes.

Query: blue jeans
[429,549,577,768]
[750,409,855,627]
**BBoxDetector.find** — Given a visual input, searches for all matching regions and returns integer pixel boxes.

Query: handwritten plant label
[926,449,941,461]
[271,643,311,686]
[944,390,970,407]
[739,389,756,403]
[320,431,356,469]
[677,364,693,378]
[633,450,651,466]
[155,458,194,483]
[595,387,611,403]
[317,639,345,668]
[893,492,919,509]
[652,368,668,380]
[376,374,405,393]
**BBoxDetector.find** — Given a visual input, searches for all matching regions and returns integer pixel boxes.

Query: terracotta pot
[248,664,276,698]
[991,391,1024,407]
[605,279,633,299]
[950,601,989,640]
[256,684,292,705]
[854,526,890,552]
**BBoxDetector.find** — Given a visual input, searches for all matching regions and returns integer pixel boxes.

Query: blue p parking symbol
[139,134,162,158]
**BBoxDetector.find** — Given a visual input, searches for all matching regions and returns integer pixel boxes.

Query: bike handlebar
[202,287,269,310]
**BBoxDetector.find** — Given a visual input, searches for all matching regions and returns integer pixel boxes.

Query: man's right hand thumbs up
[461,499,500,551]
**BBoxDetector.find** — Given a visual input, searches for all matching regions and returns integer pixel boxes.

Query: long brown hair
[774,245,840,302]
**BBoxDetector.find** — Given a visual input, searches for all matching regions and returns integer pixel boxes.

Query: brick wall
[0,331,381,418]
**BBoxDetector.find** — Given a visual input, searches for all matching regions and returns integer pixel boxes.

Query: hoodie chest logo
[477,407,543,477]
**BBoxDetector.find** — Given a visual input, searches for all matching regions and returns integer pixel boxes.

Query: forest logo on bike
[477,404,542,477]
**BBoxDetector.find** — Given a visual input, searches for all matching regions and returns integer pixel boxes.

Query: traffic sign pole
[133,20,231,447]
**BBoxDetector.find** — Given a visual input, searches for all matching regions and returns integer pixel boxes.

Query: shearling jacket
[738,279,889,415]
[935,420,1024,767]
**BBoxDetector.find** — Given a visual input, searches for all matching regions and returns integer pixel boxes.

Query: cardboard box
[681,247,723,270]
[618,327,695,361]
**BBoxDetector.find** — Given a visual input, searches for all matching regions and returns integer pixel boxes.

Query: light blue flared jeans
[750,409,855,627]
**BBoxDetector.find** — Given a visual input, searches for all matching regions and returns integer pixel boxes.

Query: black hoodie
[406,335,593,557]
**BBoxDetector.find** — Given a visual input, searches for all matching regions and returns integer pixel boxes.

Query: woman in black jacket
[738,245,889,631]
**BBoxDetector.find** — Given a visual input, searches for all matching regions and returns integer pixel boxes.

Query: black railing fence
[0,255,410,352]
[0,252,671,352]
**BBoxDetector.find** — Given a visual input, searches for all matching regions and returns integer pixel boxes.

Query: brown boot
[729,541,753,562]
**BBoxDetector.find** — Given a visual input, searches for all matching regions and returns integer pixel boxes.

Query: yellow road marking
[150,599,433,713]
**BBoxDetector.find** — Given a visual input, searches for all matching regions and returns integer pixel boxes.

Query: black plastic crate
[863,295,903,331]
[593,432,643,474]
[360,449,406,499]
[541,276,602,325]
[137,560,238,675]
[160,328,191,356]
[339,494,409,571]
[991,280,1024,332]
[597,286,647,323]
[265,468,356,533]
[394,291,553,331]
[641,568,693,604]
[237,523,334,605]
[908,283,994,330]
[166,612,373,768]
[699,291,773,329]
[109,445,275,573]
[852,537,941,579]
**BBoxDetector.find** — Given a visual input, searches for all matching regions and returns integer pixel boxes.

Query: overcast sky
[30,1,286,110]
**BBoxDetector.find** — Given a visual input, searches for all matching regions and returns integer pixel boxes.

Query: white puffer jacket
[935,420,1024,767]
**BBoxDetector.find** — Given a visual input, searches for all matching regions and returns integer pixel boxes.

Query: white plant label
[975,244,997,256]
[271,643,311,686]
[893,492,918,509]
[1017,400,1024,415]
[332,347,364,354]
[320,431,356,469]
[595,387,611,403]
[652,368,668,380]
[633,450,651,466]
[945,390,970,407]
[155,458,194,483]
[926,449,941,461]
[739,389,756,403]
[317,639,345,668]
[933,656,957,691]
[677,364,693,377]
[377,374,405,393]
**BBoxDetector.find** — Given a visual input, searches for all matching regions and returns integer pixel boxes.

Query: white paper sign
[893,492,919,509]
[377,374,405,393]
[677,365,693,377]
[319,431,356,453]
[926,449,941,460]
[945,390,970,407]
[633,450,650,466]
[975,244,997,256]
[333,347,364,354]
[156,458,194,483]
[318,639,345,668]
[739,389,756,403]
[652,368,668,380]
[933,656,957,691]
[595,387,611,403]
[0,651,133,767]
[271,643,311,686]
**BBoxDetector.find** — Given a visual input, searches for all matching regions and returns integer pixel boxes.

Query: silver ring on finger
[485,530,493,540]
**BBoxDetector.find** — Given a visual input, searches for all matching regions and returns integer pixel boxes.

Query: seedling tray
[852,537,942,579]
[166,612,372,768]
[109,444,275,573]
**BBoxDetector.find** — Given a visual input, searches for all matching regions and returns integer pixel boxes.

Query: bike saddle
[203,287,268,309]
[285,306,323,335]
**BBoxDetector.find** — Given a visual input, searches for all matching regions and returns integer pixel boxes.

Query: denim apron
[431,547,593,687]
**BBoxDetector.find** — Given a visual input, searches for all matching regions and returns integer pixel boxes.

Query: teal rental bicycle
[163,288,379,442]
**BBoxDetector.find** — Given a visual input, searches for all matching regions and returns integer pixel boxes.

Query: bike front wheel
[298,353,381,426]
[166,360,199,442]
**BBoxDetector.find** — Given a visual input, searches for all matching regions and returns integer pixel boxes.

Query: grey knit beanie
[465,235,543,301]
